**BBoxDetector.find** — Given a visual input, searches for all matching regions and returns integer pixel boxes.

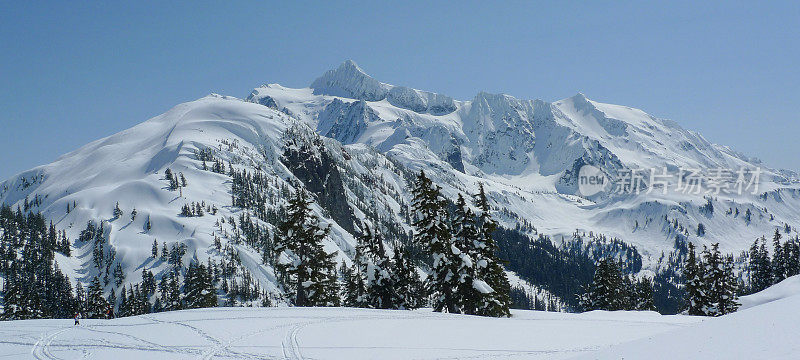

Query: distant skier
[74,312,81,326]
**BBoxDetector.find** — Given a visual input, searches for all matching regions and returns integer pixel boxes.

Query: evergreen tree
[160,242,169,262]
[684,242,709,315]
[113,263,125,287]
[772,229,787,283]
[340,261,367,308]
[411,171,459,313]
[749,236,772,292]
[785,237,800,277]
[142,269,156,297]
[113,202,123,219]
[183,262,218,309]
[107,288,117,314]
[118,287,129,317]
[702,244,740,316]
[579,258,625,311]
[75,283,85,313]
[273,189,339,307]
[391,242,425,309]
[357,225,399,309]
[452,194,481,315]
[472,183,512,317]
[151,239,159,258]
[633,277,656,311]
[164,271,182,311]
[717,254,740,315]
[86,276,109,318]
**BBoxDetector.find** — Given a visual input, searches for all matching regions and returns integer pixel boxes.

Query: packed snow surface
[580,292,800,360]
[3,297,799,360]
[738,274,800,310]
[2,307,700,359]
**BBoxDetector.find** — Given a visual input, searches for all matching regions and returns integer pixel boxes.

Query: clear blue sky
[2,1,799,180]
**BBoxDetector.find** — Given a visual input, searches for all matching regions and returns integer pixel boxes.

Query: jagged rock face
[282,137,356,234]
[255,95,279,110]
[462,92,538,175]
[316,99,378,144]
[387,86,457,115]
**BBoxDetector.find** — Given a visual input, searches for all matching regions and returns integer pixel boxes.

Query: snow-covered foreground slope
[1,307,700,360]
[580,291,800,360]
[738,274,800,310]
[6,296,800,360]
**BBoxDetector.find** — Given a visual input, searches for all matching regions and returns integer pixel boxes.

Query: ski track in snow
[3,305,745,360]
[31,322,202,359]
[32,325,76,360]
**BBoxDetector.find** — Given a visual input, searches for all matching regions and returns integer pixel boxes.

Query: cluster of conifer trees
[577,258,655,312]
[164,168,187,191]
[409,172,511,317]
[683,242,740,316]
[339,225,425,310]
[180,201,216,217]
[271,172,512,317]
[746,228,800,294]
[0,205,76,319]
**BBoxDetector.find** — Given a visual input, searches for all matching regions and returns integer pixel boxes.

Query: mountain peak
[310,60,388,101]
[340,59,365,73]
[570,92,590,102]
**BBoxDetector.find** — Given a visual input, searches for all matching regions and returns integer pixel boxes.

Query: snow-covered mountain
[2,60,799,310]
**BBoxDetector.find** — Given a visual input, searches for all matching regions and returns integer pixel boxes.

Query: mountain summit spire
[310,60,388,101]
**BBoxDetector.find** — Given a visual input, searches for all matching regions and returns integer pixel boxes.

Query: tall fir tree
[717,254,741,315]
[633,277,656,311]
[472,183,511,317]
[86,276,109,318]
[273,189,339,307]
[684,242,709,315]
[183,262,218,309]
[771,229,787,283]
[357,225,399,309]
[452,193,481,315]
[340,261,367,307]
[411,171,459,313]
[701,243,740,316]
[579,258,625,311]
[391,241,425,310]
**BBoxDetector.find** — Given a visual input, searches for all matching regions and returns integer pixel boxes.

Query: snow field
[1,307,701,360]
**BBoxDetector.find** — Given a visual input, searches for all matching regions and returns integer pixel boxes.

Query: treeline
[494,229,594,310]
[746,229,800,294]
[494,228,648,311]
